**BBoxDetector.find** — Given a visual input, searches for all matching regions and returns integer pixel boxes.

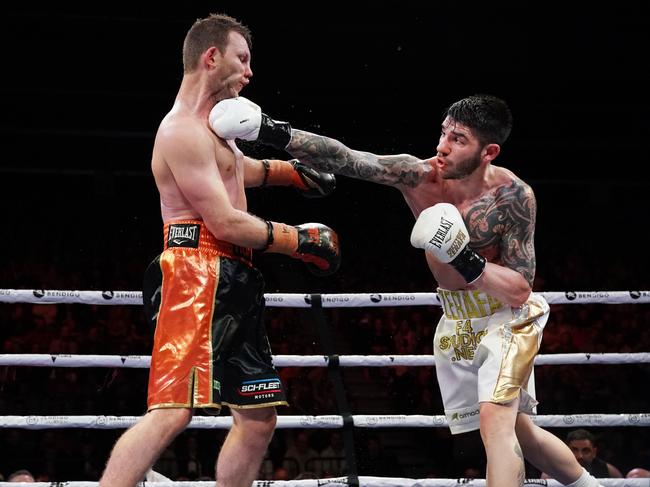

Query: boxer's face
[213,31,252,99]
[435,117,483,180]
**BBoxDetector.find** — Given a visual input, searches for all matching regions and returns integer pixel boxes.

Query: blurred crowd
[1,219,649,481]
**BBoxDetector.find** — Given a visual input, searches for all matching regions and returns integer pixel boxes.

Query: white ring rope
[1,352,649,368]
[0,480,647,487]
[3,290,648,484]
[1,289,649,306]
[2,413,649,430]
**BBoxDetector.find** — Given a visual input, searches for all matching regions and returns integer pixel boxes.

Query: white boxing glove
[209,96,262,141]
[209,96,292,149]
[410,203,486,283]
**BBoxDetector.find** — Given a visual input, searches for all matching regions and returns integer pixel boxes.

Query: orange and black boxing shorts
[142,220,287,413]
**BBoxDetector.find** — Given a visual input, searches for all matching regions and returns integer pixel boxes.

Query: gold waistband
[437,288,505,320]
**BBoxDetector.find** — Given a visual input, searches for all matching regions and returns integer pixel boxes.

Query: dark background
[1,4,649,482]
[2,4,649,292]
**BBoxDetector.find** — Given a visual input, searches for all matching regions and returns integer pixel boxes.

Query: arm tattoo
[288,129,430,188]
[515,442,525,486]
[463,178,537,286]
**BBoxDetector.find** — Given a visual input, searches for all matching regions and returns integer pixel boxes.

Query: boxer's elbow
[509,279,533,307]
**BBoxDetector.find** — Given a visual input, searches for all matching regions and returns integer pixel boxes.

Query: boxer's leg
[215,406,276,487]
[99,408,192,487]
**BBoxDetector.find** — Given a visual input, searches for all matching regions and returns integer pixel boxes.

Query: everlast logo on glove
[411,203,486,283]
[167,224,200,248]
[428,217,454,248]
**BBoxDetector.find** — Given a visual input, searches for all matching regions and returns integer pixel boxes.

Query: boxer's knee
[148,407,193,435]
[479,400,519,445]
[233,407,277,448]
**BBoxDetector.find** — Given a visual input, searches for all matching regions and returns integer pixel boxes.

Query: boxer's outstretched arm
[209,97,431,188]
[287,129,430,188]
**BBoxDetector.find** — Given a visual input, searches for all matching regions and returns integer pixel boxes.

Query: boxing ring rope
[2,413,649,430]
[2,289,648,486]
[1,352,649,368]
[0,479,648,487]
[1,289,649,306]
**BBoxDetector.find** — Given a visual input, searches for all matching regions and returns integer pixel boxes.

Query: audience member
[319,431,347,477]
[357,433,403,477]
[542,429,622,479]
[282,431,320,478]
[566,429,623,478]
[7,469,35,482]
[626,467,650,478]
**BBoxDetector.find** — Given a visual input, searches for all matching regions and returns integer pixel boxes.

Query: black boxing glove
[261,159,336,198]
[262,221,341,276]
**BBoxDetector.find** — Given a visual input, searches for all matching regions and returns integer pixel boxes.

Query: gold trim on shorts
[223,400,289,409]
[492,299,546,403]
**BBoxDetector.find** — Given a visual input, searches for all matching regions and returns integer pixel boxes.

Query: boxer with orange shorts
[144,221,287,413]
[99,14,340,487]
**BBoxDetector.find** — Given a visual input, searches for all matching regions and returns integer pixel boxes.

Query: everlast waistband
[163,220,253,265]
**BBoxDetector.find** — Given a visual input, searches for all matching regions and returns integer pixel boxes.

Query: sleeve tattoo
[288,129,430,188]
[464,179,537,286]
[499,181,537,286]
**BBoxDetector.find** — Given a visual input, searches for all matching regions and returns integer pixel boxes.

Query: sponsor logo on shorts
[167,223,200,248]
[370,294,382,303]
[238,378,282,399]
[565,291,577,301]
[450,409,479,421]
[438,320,487,362]
[439,289,502,320]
